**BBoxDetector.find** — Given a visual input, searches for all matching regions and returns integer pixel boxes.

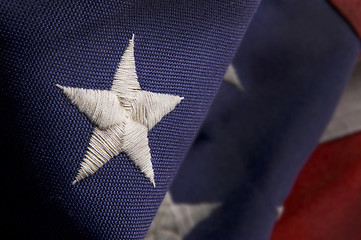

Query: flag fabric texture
[271,130,361,240]
[168,0,361,239]
[320,61,361,143]
[270,55,361,240]
[147,62,361,240]
[1,0,361,240]
[329,0,361,39]
[0,1,260,239]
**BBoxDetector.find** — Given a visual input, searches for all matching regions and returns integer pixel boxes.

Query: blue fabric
[170,0,361,239]
[0,1,260,239]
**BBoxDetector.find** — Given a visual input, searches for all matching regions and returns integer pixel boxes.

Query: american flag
[1,0,360,239]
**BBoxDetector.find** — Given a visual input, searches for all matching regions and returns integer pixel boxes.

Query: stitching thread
[57,34,183,186]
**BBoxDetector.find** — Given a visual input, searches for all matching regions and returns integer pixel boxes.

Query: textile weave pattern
[0,0,260,239]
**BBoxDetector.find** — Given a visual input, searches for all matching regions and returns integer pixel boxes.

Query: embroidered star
[224,64,244,91]
[57,35,183,187]
[146,192,220,239]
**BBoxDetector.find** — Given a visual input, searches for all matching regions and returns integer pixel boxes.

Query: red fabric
[271,132,361,240]
[329,0,361,39]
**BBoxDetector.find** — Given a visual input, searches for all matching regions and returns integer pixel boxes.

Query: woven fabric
[272,132,361,240]
[320,60,361,142]
[0,1,260,239]
[169,0,361,239]
[329,0,361,39]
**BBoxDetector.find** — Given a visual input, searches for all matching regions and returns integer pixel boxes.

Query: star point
[57,35,183,186]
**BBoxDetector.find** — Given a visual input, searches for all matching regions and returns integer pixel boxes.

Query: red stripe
[271,132,361,240]
[329,0,361,39]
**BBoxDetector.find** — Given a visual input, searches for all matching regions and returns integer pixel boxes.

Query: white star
[224,64,244,91]
[145,192,220,239]
[57,35,183,187]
